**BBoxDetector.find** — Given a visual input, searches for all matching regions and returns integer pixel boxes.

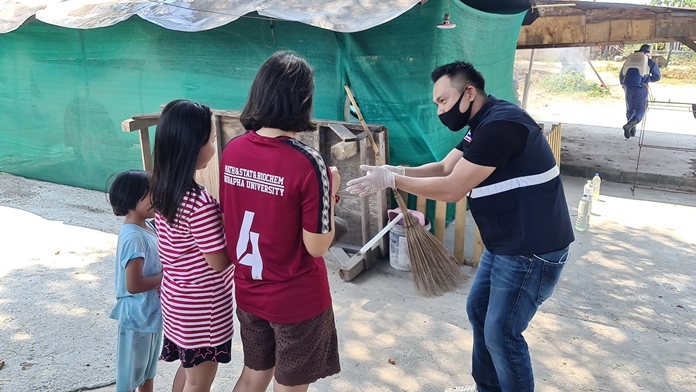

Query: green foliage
[661,66,696,80]
[649,0,696,7]
[602,62,620,72]
[539,70,610,98]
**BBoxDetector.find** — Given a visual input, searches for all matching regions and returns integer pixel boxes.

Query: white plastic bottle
[592,172,601,201]
[575,193,591,232]
[583,180,594,213]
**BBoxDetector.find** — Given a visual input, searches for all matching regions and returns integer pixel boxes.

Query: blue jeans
[466,248,569,392]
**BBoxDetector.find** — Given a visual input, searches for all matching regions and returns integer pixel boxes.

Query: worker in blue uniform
[619,44,661,138]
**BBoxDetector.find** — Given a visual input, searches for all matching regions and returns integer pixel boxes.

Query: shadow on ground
[1,175,695,391]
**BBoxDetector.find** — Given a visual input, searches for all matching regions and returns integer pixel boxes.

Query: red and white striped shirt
[155,188,234,349]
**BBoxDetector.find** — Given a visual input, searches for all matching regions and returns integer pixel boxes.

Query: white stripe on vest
[469,165,560,199]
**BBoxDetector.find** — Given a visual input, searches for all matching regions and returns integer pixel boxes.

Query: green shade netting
[0,0,524,193]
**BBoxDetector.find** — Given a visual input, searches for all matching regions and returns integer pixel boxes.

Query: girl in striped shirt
[150,99,234,392]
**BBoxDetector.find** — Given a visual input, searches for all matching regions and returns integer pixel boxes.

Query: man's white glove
[346,165,397,197]
[381,165,406,176]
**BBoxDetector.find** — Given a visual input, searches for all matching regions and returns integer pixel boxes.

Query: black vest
[467,96,575,255]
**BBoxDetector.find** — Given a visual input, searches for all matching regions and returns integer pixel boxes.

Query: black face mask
[438,89,473,132]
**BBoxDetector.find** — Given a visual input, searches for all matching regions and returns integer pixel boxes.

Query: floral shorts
[160,336,232,368]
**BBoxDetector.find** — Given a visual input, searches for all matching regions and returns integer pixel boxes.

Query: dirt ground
[1,169,696,392]
[1,60,696,392]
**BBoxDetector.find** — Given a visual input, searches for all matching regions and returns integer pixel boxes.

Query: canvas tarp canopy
[2,0,422,33]
[1,0,538,34]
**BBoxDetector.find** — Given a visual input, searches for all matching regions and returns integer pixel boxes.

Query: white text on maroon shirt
[223,165,285,196]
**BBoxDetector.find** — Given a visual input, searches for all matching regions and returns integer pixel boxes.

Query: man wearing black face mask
[347,61,574,392]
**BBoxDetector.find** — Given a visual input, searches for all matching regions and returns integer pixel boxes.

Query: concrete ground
[525,60,696,191]
[1,171,695,392]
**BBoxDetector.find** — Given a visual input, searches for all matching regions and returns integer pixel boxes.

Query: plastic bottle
[591,172,601,201]
[583,180,594,213]
[575,194,591,232]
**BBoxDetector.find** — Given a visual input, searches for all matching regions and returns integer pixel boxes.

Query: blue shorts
[116,327,162,392]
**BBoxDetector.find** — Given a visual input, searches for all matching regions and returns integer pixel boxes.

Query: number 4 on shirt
[236,211,263,280]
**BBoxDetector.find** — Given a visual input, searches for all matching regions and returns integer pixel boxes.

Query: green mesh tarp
[0,0,524,191]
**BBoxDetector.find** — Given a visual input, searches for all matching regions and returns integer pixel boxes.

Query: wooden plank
[295,130,320,150]
[218,115,247,146]
[359,137,372,263]
[329,247,352,269]
[338,253,366,282]
[519,8,696,49]
[585,8,658,23]
[416,195,427,216]
[330,141,358,161]
[586,19,655,43]
[454,198,467,264]
[584,20,610,46]
[376,131,389,258]
[328,123,358,141]
[546,123,562,167]
[679,38,696,52]
[122,118,158,133]
[138,128,153,172]
[132,113,160,121]
[473,225,484,268]
[663,19,696,38]
[556,123,562,166]
[518,15,586,47]
[332,242,362,254]
[434,200,447,243]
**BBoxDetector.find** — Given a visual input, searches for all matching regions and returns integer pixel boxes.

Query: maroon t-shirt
[219,131,333,324]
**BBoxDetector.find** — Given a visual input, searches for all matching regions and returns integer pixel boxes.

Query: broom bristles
[394,191,467,297]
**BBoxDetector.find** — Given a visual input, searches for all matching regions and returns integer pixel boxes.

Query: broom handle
[344,85,385,166]
[343,85,409,210]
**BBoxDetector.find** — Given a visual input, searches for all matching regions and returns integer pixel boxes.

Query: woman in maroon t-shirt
[219,51,341,391]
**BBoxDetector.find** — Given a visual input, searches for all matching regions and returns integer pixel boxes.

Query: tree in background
[649,0,696,7]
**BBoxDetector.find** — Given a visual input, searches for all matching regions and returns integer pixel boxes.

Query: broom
[344,85,466,297]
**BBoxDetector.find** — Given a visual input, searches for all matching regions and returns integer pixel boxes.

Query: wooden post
[522,48,535,110]
[122,115,159,172]
[138,128,153,172]
[359,137,372,263]
[416,195,427,216]
[434,200,447,243]
[547,123,562,167]
[376,131,389,257]
[454,198,467,264]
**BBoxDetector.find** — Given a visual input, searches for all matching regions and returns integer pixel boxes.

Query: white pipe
[358,213,404,255]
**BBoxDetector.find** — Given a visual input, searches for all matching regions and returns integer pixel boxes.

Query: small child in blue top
[108,170,163,392]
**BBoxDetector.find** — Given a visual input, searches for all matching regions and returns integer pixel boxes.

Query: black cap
[639,44,651,53]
